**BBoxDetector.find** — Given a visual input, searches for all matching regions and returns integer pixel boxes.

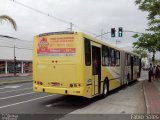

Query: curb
[0,80,32,86]
[143,81,150,114]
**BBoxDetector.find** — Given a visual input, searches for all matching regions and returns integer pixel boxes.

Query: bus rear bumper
[33,84,84,96]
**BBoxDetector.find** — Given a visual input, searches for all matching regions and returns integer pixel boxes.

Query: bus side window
[102,46,110,66]
[116,51,120,66]
[134,56,137,66]
[84,38,91,66]
[111,49,116,66]
[135,57,139,66]
[125,54,128,66]
[127,54,131,66]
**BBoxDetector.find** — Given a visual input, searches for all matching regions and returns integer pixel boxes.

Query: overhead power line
[0,35,32,43]
[8,0,98,37]
[74,25,98,36]
[9,0,69,24]
[0,45,32,50]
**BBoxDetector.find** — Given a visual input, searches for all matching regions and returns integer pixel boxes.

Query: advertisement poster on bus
[37,36,76,56]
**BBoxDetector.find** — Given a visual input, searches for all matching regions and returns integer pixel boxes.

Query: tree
[132,49,148,58]
[0,15,17,31]
[133,0,160,61]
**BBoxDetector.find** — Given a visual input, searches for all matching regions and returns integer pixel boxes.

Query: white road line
[4,85,22,89]
[45,104,53,107]
[0,85,22,90]
[0,92,35,100]
[0,88,32,94]
[0,87,10,90]
[0,95,54,109]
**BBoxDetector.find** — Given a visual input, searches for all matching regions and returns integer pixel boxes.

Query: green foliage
[135,0,160,20]
[132,49,148,58]
[0,15,17,30]
[133,0,160,61]
[133,33,157,53]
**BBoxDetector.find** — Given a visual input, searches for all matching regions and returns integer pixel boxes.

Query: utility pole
[70,22,73,31]
[14,45,16,76]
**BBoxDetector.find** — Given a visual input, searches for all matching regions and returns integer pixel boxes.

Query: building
[0,35,32,76]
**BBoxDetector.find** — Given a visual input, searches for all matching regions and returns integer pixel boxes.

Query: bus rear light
[37,81,43,85]
[40,82,43,85]
[70,84,73,88]
[51,82,60,86]
[74,84,77,87]
[70,83,81,88]
[37,81,40,84]
[75,91,80,93]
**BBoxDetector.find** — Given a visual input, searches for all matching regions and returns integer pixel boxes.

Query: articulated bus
[33,31,141,98]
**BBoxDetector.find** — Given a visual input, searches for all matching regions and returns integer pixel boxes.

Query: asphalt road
[0,72,147,120]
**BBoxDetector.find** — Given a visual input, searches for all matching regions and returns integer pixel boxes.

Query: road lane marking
[0,85,22,90]
[0,95,54,109]
[45,104,53,107]
[0,88,32,94]
[4,85,22,89]
[0,92,35,100]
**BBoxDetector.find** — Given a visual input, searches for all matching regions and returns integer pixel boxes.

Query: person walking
[152,66,156,80]
[148,63,153,82]
[155,65,159,80]
[157,65,160,81]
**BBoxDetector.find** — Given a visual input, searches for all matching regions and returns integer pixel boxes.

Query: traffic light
[118,27,123,37]
[111,28,115,37]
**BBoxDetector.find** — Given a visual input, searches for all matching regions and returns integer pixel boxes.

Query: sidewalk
[0,74,32,85]
[143,79,160,114]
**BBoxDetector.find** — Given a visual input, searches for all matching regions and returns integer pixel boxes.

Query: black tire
[126,74,130,85]
[101,80,109,98]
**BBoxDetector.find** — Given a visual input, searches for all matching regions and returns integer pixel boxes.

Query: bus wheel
[126,74,130,85]
[101,81,108,98]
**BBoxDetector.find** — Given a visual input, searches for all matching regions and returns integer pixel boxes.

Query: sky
[1,0,158,59]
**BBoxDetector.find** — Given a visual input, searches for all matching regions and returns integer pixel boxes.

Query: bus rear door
[92,45,101,96]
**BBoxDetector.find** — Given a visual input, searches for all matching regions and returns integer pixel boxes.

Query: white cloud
[1,0,158,59]
[0,0,148,40]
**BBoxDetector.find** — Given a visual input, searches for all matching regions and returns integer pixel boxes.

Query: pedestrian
[155,65,159,80]
[148,63,153,82]
[152,66,156,80]
[157,65,160,81]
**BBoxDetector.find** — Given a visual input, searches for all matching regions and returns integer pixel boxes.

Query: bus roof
[82,32,140,57]
[36,31,140,58]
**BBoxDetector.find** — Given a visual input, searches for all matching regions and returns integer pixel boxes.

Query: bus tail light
[40,82,43,85]
[75,91,80,93]
[74,84,77,87]
[37,81,43,85]
[70,83,81,88]
[51,82,60,86]
[70,84,73,88]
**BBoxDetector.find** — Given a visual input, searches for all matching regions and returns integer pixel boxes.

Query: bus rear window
[37,36,76,57]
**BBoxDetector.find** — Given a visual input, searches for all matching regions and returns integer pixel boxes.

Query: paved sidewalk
[0,74,32,85]
[143,80,160,114]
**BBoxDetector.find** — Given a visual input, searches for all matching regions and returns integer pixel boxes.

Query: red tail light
[37,81,43,85]
[51,82,60,86]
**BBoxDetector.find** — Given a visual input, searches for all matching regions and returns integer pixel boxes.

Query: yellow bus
[33,31,141,98]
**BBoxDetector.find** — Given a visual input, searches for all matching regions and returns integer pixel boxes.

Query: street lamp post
[14,45,16,76]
